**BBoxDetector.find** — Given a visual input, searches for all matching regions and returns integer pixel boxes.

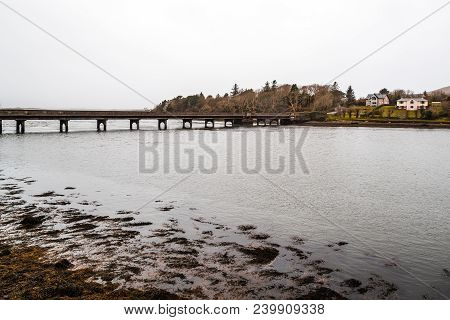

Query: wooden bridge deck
[0,109,291,120]
[0,109,294,133]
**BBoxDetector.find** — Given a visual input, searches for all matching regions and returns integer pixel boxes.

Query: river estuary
[0,120,448,299]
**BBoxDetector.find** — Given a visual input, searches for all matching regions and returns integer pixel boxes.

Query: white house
[396,98,429,110]
[366,94,389,107]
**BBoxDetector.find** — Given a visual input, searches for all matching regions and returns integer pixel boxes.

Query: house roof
[397,98,428,102]
[366,93,388,99]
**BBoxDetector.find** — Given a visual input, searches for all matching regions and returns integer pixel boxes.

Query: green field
[329,104,448,122]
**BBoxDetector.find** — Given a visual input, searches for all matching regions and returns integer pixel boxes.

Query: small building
[366,94,389,107]
[396,98,429,110]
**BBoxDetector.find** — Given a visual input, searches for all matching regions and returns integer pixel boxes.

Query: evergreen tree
[272,80,278,90]
[231,84,240,96]
[379,88,389,95]
[346,86,356,106]
[290,84,299,92]
[330,81,344,107]
[263,81,271,92]
[331,81,340,93]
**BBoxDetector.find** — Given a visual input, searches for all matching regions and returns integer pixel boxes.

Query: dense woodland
[152,81,449,114]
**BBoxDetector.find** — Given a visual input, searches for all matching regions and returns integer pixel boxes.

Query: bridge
[0,109,296,134]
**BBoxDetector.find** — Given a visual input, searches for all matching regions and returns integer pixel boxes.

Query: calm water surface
[0,119,449,299]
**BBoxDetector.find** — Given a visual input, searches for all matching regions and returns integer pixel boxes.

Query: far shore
[299,120,450,129]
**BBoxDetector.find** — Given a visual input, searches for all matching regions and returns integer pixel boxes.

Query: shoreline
[298,120,450,129]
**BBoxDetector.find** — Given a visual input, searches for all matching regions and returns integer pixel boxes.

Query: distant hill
[431,86,450,95]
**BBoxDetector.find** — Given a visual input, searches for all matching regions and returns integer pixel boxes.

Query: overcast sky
[0,0,449,109]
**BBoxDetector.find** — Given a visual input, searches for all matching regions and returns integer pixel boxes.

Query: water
[0,119,449,299]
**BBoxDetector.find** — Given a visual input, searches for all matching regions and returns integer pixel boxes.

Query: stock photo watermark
[138,128,310,175]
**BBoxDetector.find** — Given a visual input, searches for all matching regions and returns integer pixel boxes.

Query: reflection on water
[0,120,449,299]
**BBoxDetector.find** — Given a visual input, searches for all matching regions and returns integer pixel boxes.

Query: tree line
[153,82,448,114]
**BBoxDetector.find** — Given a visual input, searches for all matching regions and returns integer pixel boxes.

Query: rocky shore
[0,170,398,300]
[0,243,176,300]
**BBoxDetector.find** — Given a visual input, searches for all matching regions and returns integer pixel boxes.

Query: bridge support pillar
[233,119,242,127]
[234,119,254,127]
[158,119,168,130]
[97,119,107,132]
[280,118,293,126]
[59,120,69,133]
[182,119,192,129]
[16,120,25,134]
[204,119,214,129]
[130,119,140,130]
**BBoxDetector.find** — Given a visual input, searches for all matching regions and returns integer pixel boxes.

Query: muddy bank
[0,243,176,300]
[0,172,399,300]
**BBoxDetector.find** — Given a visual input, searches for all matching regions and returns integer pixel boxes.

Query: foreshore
[299,120,450,129]
[0,171,399,300]
[0,243,177,300]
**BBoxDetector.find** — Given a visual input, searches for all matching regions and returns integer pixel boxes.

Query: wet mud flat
[0,171,398,300]
[0,243,176,300]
